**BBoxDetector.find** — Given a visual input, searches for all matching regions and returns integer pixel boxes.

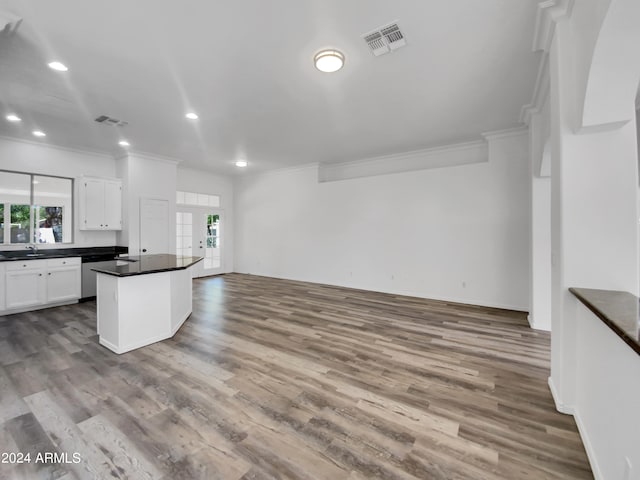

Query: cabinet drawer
[47,257,81,268]
[6,259,47,271]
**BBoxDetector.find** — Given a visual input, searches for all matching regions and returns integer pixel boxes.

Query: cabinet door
[103,180,122,230]
[47,267,81,303]
[81,178,105,229]
[6,269,46,309]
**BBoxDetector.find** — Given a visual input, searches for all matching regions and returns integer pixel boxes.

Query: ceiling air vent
[94,115,128,127]
[363,21,406,57]
[363,31,388,57]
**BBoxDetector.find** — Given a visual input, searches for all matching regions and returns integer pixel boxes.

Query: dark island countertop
[91,254,203,277]
[569,287,640,355]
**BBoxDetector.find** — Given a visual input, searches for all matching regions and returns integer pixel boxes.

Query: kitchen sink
[25,253,45,257]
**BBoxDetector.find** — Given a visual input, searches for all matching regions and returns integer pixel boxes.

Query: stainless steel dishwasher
[81,250,127,299]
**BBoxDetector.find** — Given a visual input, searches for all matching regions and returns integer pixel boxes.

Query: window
[176,190,220,207]
[0,170,73,244]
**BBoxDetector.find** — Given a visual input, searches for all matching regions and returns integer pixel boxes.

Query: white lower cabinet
[46,258,81,303]
[6,260,47,309]
[3,257,81,313]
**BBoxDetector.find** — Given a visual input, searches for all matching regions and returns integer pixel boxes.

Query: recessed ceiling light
[185,112,198,120]
[314,49,345,73]
[235,160,248,168]
[118,140,130,147]
[6,114,21,122]
[48,61,68,72]
[32,130,46,137]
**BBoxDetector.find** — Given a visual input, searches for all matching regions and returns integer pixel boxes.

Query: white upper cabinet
[79,176,122,230]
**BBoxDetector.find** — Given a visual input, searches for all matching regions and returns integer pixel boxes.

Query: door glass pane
[176,212,193,257]
[205,213,221,269]
[33,175,72,243]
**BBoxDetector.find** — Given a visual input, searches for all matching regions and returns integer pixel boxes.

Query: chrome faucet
[26,243,38,253]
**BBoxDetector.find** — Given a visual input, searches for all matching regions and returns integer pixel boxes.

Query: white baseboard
[171,311,191,336]
[573,408,604,480]
[0,299,79,316]
[99,332,170,355]
[99,311,191,354]
[236,271,528,312]
[548,376,574,414]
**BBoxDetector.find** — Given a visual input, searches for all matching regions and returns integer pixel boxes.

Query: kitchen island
[92,254,202,354]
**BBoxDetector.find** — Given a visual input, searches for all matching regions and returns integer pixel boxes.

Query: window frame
[0,169,74,246]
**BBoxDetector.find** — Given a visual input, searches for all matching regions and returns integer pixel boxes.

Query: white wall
[235,133,530,310]
[176,167,234,273]
[116,154,177,255]
[545,0,640,478]
[574,303,640,480]
[528,96,553,331]
[0,136,118,248]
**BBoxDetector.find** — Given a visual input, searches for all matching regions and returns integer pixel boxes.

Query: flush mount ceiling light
[5,114,21,122]
[47,61,68,72]
[32,130,46,137]
[185,112,198,120]
[118,140,130,147]
[314,49,345,73]
[235,160,248,168]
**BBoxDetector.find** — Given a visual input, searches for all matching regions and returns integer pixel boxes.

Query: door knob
[142,248,147,253]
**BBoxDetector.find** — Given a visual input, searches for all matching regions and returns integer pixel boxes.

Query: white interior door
[176,208,223,277]
[140,198,169,254]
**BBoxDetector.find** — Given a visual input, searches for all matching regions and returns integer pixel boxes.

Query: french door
[176,208,223,277]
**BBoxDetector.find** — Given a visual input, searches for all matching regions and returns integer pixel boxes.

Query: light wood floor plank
[0,273,592,479]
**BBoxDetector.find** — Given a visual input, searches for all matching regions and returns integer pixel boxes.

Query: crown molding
[520,54,551,125]
[125,149,183,166]
[175,164,233,181]
[532,0,575,53]
[520,0,573,125]
[481,126,528,141]
[326,139,486,171]
[239,162,320,181]
[0,134,114,159]
[318,139,488,183]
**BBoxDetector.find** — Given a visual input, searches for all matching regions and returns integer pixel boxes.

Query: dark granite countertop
[91,254,203,277]
[0,246,127,263]
[569,287,640,355]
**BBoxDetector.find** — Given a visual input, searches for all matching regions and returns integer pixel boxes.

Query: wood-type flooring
[0,273,592,479]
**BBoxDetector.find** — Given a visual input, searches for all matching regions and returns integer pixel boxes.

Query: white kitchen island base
[94,255,200,354]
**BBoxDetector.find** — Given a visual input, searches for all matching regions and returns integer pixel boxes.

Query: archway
[581,0,640,130]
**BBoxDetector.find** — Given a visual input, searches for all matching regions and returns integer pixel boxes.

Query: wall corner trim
[548,376,575,415]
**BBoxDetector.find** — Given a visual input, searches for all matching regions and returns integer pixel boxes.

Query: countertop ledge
[569,287,640,356]
[0,246,127,262]
[91,254,203,277]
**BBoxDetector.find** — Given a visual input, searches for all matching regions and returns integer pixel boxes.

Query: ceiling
[0,1,541,175]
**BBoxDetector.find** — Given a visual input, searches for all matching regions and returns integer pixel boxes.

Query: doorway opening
[176,208,223,277]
